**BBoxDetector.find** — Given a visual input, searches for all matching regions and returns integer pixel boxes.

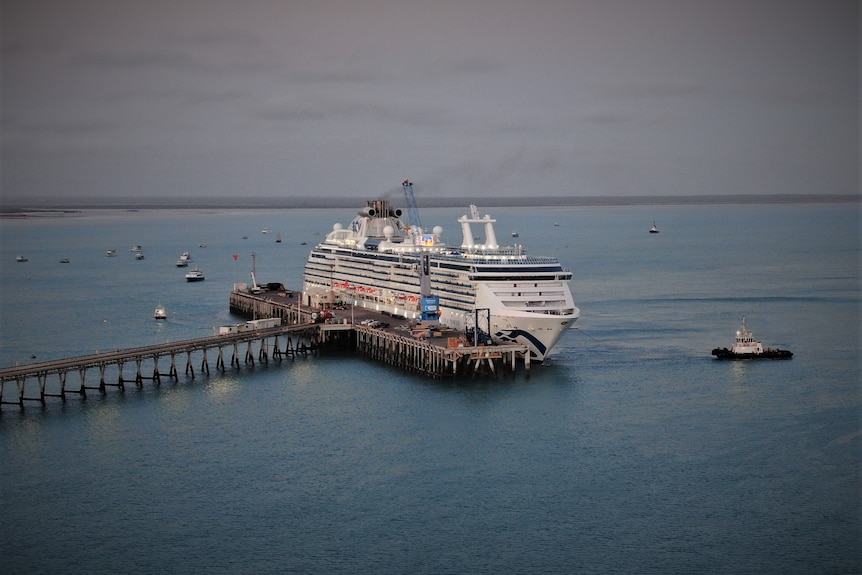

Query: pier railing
[0,323,318,409]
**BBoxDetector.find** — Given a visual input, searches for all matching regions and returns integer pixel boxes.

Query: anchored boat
[711,317,792,360]
[303,180,579,361]
[185,268,205,282]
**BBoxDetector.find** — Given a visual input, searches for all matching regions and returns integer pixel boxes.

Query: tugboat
[712,317,792,360]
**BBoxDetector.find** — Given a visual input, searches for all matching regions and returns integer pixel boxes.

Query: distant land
[1,194,859,214]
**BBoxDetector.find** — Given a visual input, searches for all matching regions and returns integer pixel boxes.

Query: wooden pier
[346,324,529,378]
[0,323,319,410]
[1,291,532,410]
[234,290,531,379]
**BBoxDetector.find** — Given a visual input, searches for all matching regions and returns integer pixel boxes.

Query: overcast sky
[2,0,859,201]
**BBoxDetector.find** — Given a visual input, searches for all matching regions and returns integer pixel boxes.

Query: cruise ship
[303,183,579,361]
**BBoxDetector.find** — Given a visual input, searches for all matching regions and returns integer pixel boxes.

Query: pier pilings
[0,324,318,410]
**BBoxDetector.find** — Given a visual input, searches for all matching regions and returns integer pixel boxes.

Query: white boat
[185,268,205,282]
[106,249,117,257]
[16,255,28,262]
[135,252,145,260]
[511,231,519,237]
[261,227,272,234]
[649,221,659,233]
[303,185,579,361]
[130,245,142,252]
[153,303,167,320]
[176,252,191,267]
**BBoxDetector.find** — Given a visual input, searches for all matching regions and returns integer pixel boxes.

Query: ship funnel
[458,204,498,248]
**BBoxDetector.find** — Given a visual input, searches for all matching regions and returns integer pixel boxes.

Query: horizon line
[1,193,859,212]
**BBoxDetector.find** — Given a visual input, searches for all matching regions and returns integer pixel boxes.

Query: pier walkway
[0,323,318,409]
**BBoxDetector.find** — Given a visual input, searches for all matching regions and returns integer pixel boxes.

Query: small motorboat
[59,258,70,264]
[135,252,145,260]
[130,245,142,252]
[16,256,28,262]
[511,231,519,237]
[649,221,659,233]
[153,303,167,320]
[712,317,792,360]
[185,268,205,282]
[106,249,117,257]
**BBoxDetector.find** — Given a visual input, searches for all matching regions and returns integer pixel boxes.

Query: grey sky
[2,0,859,200]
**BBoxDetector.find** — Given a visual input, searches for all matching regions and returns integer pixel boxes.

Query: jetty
[0,323,319,410]
[231,290,531,378]
[0,291,531,410]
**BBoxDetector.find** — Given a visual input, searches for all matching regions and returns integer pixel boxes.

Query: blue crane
[401,179,440,321]
[401,179,422,235]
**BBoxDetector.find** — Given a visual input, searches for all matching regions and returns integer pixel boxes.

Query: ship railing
[457,252,561,264]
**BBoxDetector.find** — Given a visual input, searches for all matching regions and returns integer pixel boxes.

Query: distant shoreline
[1,194,858,214]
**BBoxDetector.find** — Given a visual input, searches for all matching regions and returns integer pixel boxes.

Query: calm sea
[1,203,859,574]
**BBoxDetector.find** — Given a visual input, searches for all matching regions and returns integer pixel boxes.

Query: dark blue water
[1,203,859,574]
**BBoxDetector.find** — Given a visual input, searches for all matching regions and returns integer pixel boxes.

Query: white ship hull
[303,193,578,362]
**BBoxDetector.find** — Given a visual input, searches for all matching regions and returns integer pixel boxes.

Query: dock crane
[402,179,440,322]
[401,179,423,238]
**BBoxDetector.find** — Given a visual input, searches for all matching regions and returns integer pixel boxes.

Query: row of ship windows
[310,249,566,275]
[309,264,566,295]
[314,259,564,287]
[305,266,476,308]
[307,269,566,313]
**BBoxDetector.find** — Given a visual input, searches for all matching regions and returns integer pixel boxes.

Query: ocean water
[0,202,859,574]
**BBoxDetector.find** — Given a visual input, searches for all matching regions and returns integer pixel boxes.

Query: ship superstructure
[303,185,579,361]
